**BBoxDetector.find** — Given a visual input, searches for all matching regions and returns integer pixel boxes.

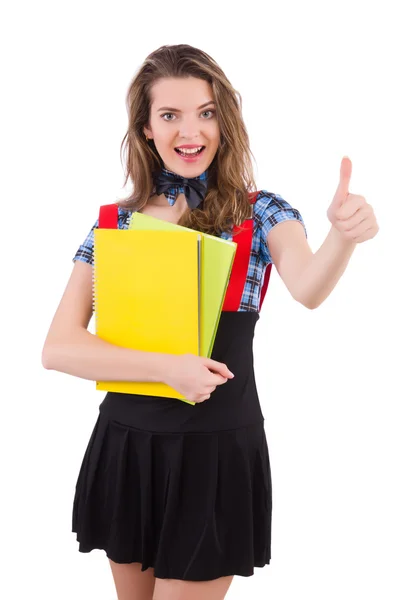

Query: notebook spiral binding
[92,232,100,389]
[92,228,97,323]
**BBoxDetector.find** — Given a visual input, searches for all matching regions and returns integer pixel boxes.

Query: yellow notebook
[93,229,201,405]
[129,212,237,358]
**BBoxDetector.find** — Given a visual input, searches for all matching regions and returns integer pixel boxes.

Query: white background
[1,0,396,598]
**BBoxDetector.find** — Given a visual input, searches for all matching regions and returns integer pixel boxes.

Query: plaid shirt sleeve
[255,190,307,265]
[72,217,99,265]
[72,206,131,265]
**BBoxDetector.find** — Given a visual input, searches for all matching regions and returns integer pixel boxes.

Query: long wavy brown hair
[117,44,258,237]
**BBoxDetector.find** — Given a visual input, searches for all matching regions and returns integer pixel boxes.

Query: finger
[329,156,353,211]
[353,225,378,242]
[337,207,369,231]
[336,194,363,220]
[340,220,373,240]
[337,156,353,198]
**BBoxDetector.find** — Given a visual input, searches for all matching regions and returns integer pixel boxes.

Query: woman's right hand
[162,353,235,404]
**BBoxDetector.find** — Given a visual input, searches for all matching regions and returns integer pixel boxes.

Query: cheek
[151,120,174,139]
[212,122,221,145]
[153,132,176,152]
[156,127,174,141]
[202,130,220,151]
[210,131,221,149]
[208,120,220,140]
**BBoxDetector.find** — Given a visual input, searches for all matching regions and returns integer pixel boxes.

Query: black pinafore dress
[72,193,273,582]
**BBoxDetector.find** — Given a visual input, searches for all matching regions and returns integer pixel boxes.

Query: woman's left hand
[326,156,379,243]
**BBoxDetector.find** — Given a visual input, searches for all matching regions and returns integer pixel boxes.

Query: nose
[178,115,202,139]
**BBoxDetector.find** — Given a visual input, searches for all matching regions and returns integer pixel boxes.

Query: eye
[160,110,216,121]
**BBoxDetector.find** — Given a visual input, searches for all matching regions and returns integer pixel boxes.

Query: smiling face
[143,76,221,177]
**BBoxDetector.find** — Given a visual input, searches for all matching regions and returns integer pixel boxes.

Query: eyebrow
[157,101,216,112]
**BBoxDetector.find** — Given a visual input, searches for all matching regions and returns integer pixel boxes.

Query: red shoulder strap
[98,204,118,228]
[98,197,272,312]
[222,191,272,312]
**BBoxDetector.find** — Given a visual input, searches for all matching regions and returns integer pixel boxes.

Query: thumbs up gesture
[327,156,379,243]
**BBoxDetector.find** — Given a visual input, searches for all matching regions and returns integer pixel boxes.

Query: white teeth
[176,146,203,156]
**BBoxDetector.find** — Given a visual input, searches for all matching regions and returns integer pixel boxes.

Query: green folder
[128,212,237,358]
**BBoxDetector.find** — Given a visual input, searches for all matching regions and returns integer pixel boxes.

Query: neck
[160,165,209,180]
[148,191,189,213]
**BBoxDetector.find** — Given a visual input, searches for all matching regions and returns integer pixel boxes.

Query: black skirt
[72,413,272,581]
[72,312,273,581]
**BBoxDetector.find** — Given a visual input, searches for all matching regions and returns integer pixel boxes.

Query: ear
[143,125,152,138]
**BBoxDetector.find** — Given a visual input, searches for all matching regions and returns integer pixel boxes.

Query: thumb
[330,156,352,209]
[204,358,234,378]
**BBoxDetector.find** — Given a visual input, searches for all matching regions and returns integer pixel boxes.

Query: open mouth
[174,146,205,157]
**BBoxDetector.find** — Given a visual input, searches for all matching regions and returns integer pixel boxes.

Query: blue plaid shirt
[73,168,307,312]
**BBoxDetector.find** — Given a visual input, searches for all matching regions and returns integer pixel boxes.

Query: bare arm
[288,225,356,309]
[42,327,173,383]
[267,221,356,309]
[267,158,379,310]
[41,260,174,383]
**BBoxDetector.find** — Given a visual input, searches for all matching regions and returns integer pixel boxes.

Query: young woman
[42,44,378,600]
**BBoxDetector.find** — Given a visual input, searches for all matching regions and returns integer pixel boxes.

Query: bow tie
[153,169,209,210]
